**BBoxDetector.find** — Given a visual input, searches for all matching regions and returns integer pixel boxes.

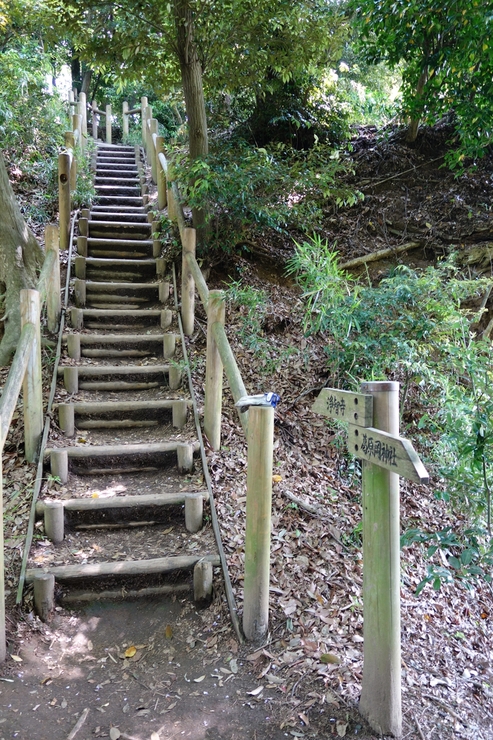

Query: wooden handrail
[0,323,35,448]
[212,322,248,433]
[185,251,209,310]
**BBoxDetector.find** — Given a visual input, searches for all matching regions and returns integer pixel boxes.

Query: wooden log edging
[16,208,79,606]
[171,263,244,643]
[25,553,220,582]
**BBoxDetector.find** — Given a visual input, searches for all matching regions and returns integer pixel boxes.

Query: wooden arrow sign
[347,425,429,484]
[312,389,373,427]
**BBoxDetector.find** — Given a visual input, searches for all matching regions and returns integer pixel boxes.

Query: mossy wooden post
[21,290,43,462]
[204,291,225,451]
[141,96,148,145]
[45,225,61,333]
[105,104,112,144]
[243,405,274,641]
[145,105,153,160]
[79,91,87,149]
[359,381,402,738]
[122,101,129,138]
[58,152,71,251]
[150,118,159,183]
[64,131,77,192]
[92,100,98,139]
[156,135,167,209]
[0,446,5,661]
[181,228,196,336]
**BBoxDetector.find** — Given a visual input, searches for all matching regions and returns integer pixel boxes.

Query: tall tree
[350,0,493,163]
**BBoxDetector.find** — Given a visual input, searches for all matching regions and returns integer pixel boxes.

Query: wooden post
[169,364,181,390]
[64,131,77,191]
[67,334,81,360]
[162,334,176,358]
[141,96,148,145]
[105,104,112,144]
[122,101,129,138]
[44,501,64,543]
[181,228,196,336]
[20,290,43,463]
[45,226,61,333]
[0,450,5,661]
[92,100,98,139]
[194,561,213,603]
[150,118,158,183]
[64,366,79,394]
[204,291,225,451]
[243,405,274,641]
[177,443,193,473]
[50,448,69,484]
[156,135,167,209]
[79,92,87,149]
[145,106,153,160]
[33,573,55,622]
[58,152,71,251]
[359,381,402,738]
[185,493,203,532]
[59,403,75,437]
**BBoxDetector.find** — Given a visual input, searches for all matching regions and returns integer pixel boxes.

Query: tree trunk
[173,0,210,246]
[406,66,428,144]
[80,68,93,96]
[0,154,44,365]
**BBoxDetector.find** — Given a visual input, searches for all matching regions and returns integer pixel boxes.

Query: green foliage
[72,143,96,209]
[174,140,362,248]
[0,39,66,166]
[225,281,296,375]
[402,526,493,592]
[288,235,493,583]
[349,0,493,166]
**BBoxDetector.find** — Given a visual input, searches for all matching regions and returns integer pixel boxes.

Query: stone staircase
[26,143,218,605]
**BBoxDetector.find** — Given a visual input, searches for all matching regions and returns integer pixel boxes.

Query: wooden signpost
[313,381,429,739]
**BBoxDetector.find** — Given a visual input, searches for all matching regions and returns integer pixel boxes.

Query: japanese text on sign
[361,434,397,468]
[326,394,346,417]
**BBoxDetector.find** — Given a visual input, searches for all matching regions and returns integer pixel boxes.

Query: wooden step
[87,220,151,237]
[95,176,140,187]
[89,211,148,223]
[94,195,144,206]
[26,553,220,582]
[58,363,181,392]
[57,399,190,434]
[36,489,208,516]
[64,330,177,360]
[74,279,169,307]
[69,307,171,330]
[94,164,139,173]
[75,256,160,281]
[45,441,198,479]
[95,185,142,196]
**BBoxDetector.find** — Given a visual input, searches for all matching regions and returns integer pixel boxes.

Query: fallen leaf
[320,653,341,664]
[109,728,121,740]
[194,675,206,683]
[272,475,283,483]
[336,720,348,737]
[165,625,173,639]
[247,686,263,696]
[11,655,22,663]
[124,646,137,658]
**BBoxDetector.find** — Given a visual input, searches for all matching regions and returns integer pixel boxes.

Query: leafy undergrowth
[186,253,493,739]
